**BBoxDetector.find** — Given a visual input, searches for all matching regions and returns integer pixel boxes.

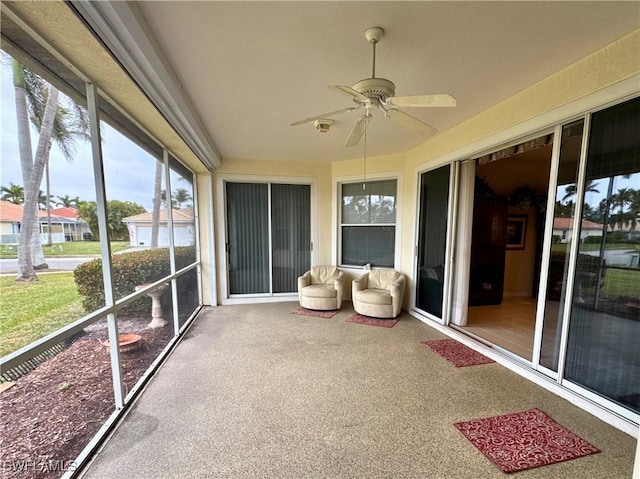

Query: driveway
[0,256,97,275]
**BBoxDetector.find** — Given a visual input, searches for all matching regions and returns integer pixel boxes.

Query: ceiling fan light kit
[313,119,333,133]
[291,26,457,147]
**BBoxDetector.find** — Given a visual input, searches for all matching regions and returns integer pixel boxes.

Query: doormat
[346,314,399,328]
[291,307,339,318]
[454,408,600,473]
[421,338,495,367]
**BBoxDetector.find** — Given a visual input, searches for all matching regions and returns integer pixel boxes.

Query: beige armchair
[352,269,405,318]
[298,265,344,311]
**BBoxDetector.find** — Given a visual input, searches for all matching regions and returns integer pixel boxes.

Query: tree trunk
[150,160,163,248]
[13,61,33,185]
[46,149,53,247]
[17,87,59,281]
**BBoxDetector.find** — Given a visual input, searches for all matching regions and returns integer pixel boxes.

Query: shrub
[584,235,602,244]
[74,247,197,315]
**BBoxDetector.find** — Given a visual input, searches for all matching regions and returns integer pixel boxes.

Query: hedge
[547,250,606,301]
[74,247,197,315]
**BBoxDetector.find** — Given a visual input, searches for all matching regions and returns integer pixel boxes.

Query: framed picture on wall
[506,215,527,250]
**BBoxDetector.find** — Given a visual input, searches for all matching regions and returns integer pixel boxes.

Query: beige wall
[207,29,639,306]
[504,207,538,297]
[397,29,639,305]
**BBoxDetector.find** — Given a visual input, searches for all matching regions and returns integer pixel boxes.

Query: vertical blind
[226,182,270,294]
[226,182,311,295]
[271,184,311,293]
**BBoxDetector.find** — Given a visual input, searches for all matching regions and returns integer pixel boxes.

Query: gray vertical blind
[226,182,269,294]
[271,184,311,293]
[226,182,311,295]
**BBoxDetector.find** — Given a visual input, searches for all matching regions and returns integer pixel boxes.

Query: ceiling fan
[290,26,457,147]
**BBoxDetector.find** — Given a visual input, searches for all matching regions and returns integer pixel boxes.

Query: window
[340,179,397,267]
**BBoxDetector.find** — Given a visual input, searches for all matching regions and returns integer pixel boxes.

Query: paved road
[0,256,97,274]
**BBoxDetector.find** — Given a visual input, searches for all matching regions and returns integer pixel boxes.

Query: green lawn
[0,273,85,357]
[0,240,130,259]
[600,268,640,299]
[552,243,640,253]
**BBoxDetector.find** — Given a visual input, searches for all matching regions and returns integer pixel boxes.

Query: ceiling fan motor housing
[352,78,396,102]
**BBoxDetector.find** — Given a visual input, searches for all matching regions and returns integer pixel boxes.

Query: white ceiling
[134,1,639,164]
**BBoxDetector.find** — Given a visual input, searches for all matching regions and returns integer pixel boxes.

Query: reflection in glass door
[563,98,640,416]
[539,120,584,372]
[416,165,451,320]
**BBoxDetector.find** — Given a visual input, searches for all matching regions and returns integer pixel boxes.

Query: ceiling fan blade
[344,114,371,148]
[330,85,370,103]
[386,109,437,138]
[290,106,359,126]
[387,94,457,108]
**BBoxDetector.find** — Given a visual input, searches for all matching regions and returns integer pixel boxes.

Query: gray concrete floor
[81,302,636,478]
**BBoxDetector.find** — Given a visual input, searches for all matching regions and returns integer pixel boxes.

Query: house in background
[38,206,92,242]
[0,201,91,244]
[0,200,22,244]
[122,207,194,247]
[552,217,604,243]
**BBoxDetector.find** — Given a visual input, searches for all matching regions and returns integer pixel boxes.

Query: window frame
[337,175,402,269]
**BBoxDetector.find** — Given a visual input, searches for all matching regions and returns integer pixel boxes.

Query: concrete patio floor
[80,302,636,478]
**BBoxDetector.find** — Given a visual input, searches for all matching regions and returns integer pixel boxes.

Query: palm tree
[55,195,81,208]
[150,160,163,248]
[13,59,89,280]
[173,188,192,209]
[562,179,600,202]
[160,189,178,209]
[0,183,24,204]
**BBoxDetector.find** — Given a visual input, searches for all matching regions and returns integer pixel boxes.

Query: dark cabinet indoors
[469,201,507,306]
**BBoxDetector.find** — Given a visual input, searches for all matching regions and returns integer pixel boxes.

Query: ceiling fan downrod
[365,27,384,78]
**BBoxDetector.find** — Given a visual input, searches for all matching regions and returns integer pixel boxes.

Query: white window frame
[334,172,403,270]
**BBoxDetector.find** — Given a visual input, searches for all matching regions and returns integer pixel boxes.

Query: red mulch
[0,319,172,479]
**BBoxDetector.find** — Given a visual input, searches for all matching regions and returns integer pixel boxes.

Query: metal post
[86,82,124,409]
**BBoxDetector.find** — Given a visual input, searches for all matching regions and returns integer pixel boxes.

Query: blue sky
[1,57,166,211]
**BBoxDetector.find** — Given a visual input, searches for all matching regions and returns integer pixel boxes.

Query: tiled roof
[0,200,24,222]
[553,217,603,230]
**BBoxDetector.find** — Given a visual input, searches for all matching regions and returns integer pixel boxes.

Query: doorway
[461,136,553,360]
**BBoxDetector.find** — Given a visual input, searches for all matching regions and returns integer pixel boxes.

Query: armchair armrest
[334,271,344,308]
[352,272,369,292]
[298,271,311,303]
[390,275,405,317]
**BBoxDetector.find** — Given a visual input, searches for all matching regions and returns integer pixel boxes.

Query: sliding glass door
[415,165,453,320]
[226,182,311,296]
[563,98,640,416]
[534,97,639,420]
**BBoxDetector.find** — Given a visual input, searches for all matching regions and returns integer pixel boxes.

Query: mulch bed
[0,318,173,479]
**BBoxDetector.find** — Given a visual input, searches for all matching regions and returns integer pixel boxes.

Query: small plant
[58,381,71,391]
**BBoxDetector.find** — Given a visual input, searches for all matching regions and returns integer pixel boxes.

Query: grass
[0,240,130,259]
[0,273,85,357]
[600,268,640,299]
[552,243,640,253]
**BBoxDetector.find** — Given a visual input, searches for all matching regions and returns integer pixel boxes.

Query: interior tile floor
[464,297,537,360]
